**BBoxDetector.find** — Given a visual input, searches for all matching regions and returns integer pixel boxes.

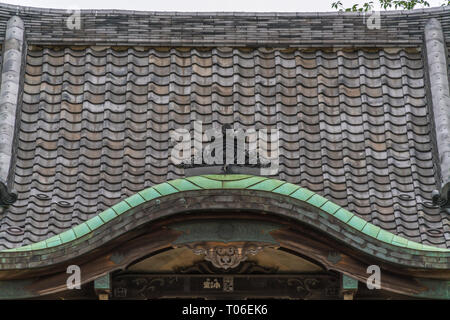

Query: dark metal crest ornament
[178,124,271,176]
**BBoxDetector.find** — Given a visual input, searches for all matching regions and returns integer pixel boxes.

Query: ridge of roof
[0,2,447,15]
[0,3,448,46]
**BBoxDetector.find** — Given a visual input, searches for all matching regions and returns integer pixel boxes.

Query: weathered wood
[269,227,437,296]
[0,207,449,298]
[1,190,449,278]
[111,273,341,300]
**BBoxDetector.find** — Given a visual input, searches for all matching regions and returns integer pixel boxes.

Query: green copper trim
[342,274,359,290]
[94,273,111,291]
[2,174,449,254]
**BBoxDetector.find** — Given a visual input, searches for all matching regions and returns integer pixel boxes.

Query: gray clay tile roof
[0,45,448,250]
[0,4,449,251]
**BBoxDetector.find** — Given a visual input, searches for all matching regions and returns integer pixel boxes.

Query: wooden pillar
[341,274,358,300]
[94,273,111,300]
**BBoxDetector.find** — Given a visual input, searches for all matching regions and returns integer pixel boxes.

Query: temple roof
[0,4,449,252]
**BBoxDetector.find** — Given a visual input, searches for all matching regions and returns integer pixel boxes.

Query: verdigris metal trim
[424,18,450,208]
[342,274,359,290]
[94,273,111,291]
[1,175,449,271]
[0,16,26,207]
[0,174,449,299]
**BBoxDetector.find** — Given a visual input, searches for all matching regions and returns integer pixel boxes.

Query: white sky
[0,0,447,12]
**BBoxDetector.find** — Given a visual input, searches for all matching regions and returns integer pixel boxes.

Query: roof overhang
[0,175,449,299]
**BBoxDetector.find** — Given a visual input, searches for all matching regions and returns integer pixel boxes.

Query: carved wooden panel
[184,242,270,270]
[111,273,340,299]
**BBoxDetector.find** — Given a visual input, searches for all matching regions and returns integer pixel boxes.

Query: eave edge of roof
[1,175,449,271]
